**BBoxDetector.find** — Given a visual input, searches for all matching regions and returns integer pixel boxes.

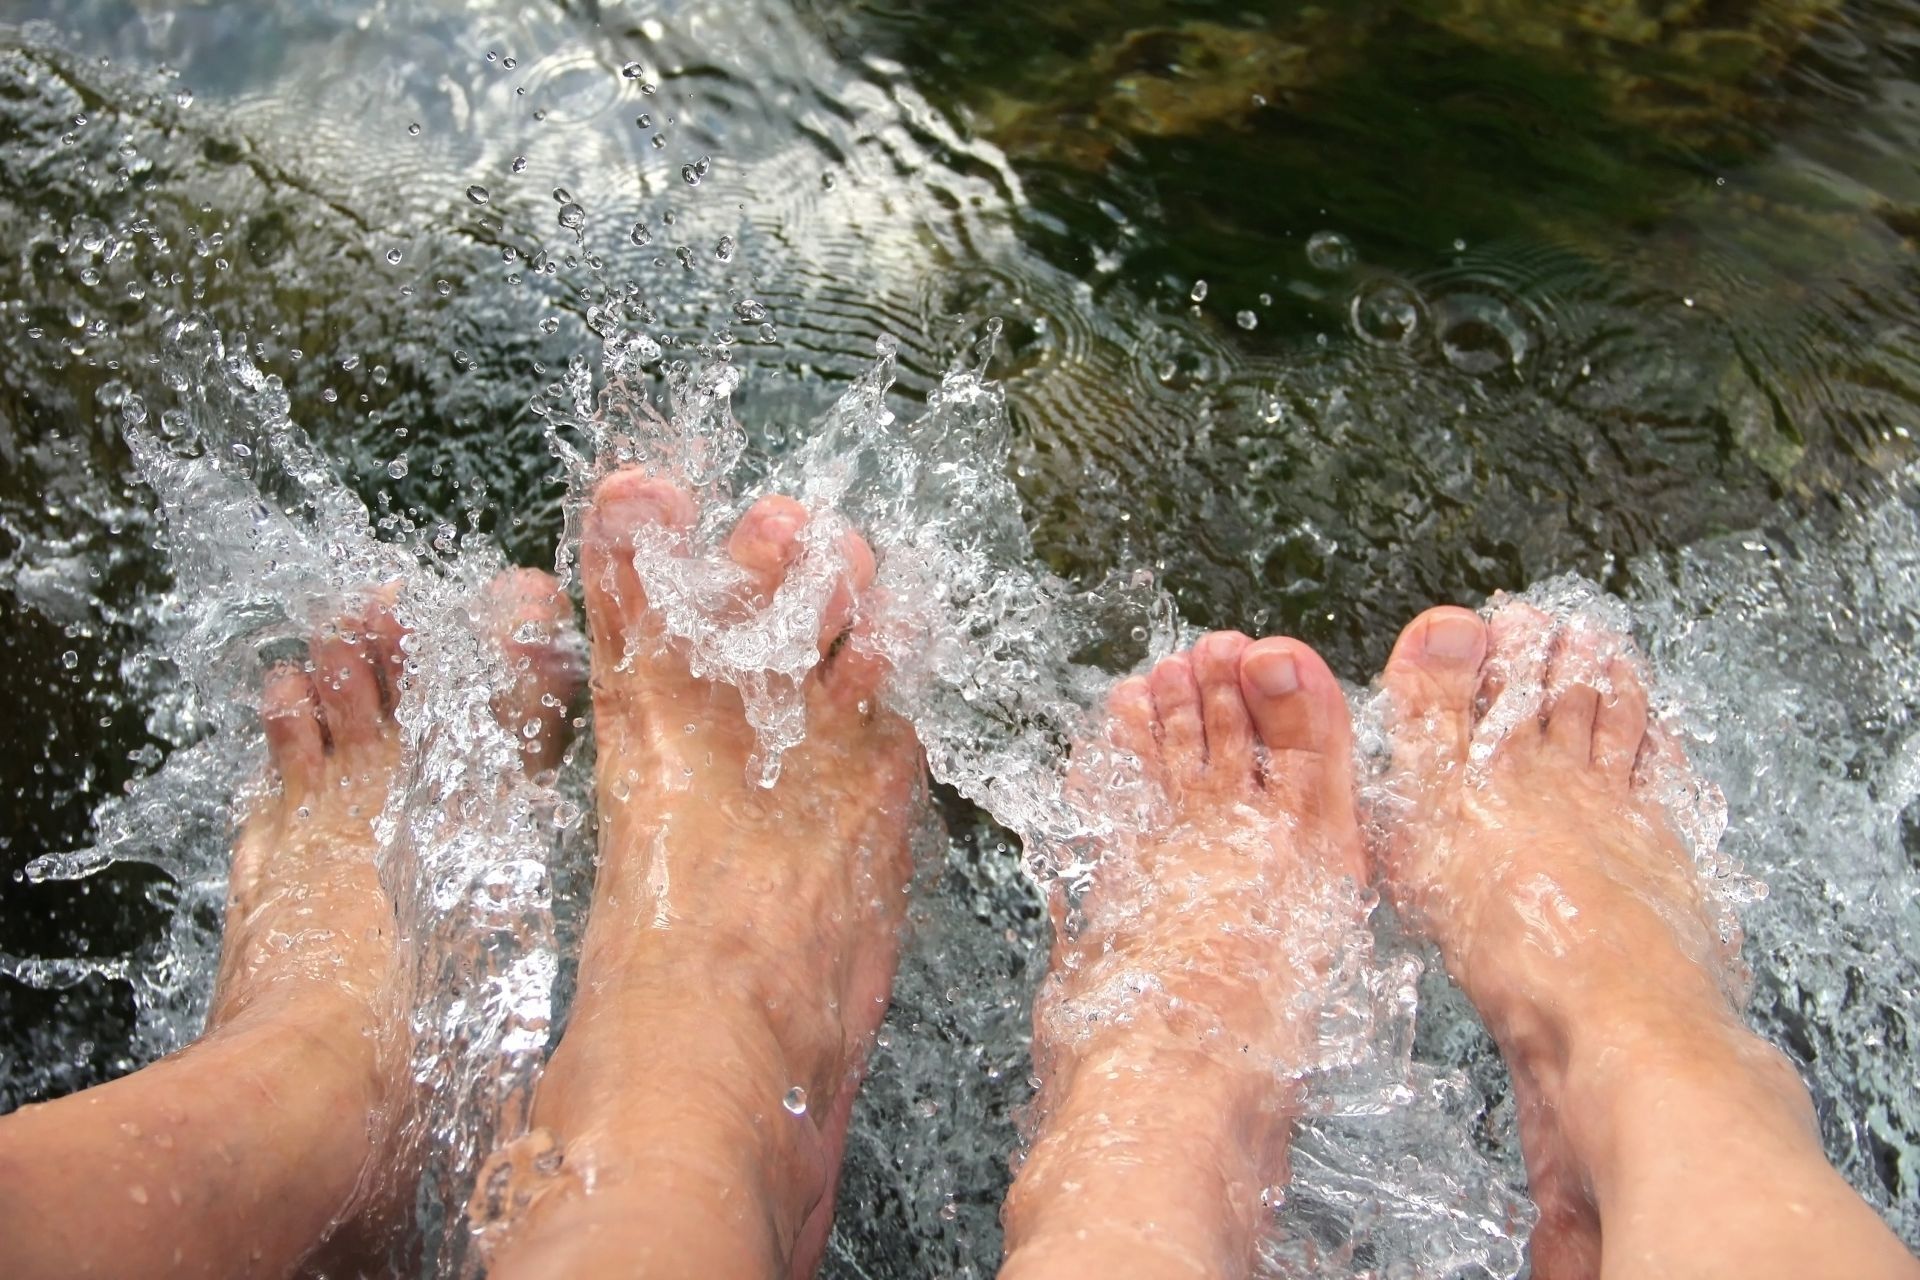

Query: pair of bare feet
[4,469,1916,1280]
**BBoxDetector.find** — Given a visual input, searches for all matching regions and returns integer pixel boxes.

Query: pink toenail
[1424,614,1483,660]
[1246,650,1298,697]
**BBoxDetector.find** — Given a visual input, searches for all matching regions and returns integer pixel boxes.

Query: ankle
[1004,1037,1291,1276]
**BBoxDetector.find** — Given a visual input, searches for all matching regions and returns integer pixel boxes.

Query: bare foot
[1374,601,1920,1280]
[1001,631,1372,1280]
[0,571,580,1280]
[490,471,925,1280]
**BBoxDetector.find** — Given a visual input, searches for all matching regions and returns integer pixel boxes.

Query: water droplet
[558,204,586,231]
[782,1086,808,1115]
[1305,230,1355,272]
[635,113,652,128]
[174,88,193,108]
[681,164,702,186]
[61,650,79,670]
[650,134,667,150]
[385,248,403,265]
[1236,310,1258,330]
[503,56,518,69]
[622,61,645,79]
[408,122,421,136]
[757,322,777,343]
[466,185,490,206]
[387,457,409,479]
[511,155,529,173]
[733,298,768,323]
[539,317,560,334]
[629,221,653,247]
[714,234,735,262]
[552,187,572,203]
[1350,280,1424,347]
[1189,279,1208,303]
[436,279,453,296]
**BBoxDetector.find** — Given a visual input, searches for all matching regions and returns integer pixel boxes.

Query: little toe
[487,568,586,774]
[1237,637,1355,824]
[1593,655,1651,783]
[1193,631,1255,783]
[1379,606,1487,765]
[580,469,697,642]
[309,620,388,753]
[1148,652,1208,790]
[262,665,325,788]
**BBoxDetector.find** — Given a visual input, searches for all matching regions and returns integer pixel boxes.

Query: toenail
[1424,614,1483,660]
[1245,649,1298,697]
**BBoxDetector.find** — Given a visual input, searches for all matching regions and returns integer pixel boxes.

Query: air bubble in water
[782,1086,808,1115]
[466,186,490,206]
[1306,230,1356,272]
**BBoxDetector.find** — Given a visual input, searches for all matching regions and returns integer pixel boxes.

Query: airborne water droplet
[385,248,403,265]
[622,61,645,79]
[782,1086,808,1115]
[714,235,735,262]
[1236,310,1258,330]
[1305,230,1355,273]
[511,155,529,173]
[629,222,652,247]
[681,164,701,187]
[466,185,490,206]
[387,457,409,479]
[1189,279,1208,303]
[558,204,586,231]
[407,122,421,136]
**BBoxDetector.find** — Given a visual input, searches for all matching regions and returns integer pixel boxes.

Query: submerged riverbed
[1,0,1916,1275]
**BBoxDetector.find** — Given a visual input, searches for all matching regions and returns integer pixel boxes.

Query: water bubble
[1306,230,1355,272]
[782,1086,808,1116]
[622,61,645,79]
[714,235,735,262]
[387,457,409,479]
[61,650,80,670]
[436,280,453,296]
[1189,279,1209,303]
[758,322,777,343]
[407,122,421,136]
[557,204,586,231]
[386,248,403,265]
[635,113,652,129]
[1350,280,1425,347]
[1236,310,1258,331]
[503,56,518,69]
[733,298,768,323]
[674,246,696,269]
[174,88,193,108]
[466,186,490,206]
[681,164,702,187]
[629,222,653,247]
[511,155,528,173]
[539,317,560,335]
[651,135,667,150]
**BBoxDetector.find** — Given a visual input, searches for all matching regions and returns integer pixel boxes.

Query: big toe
[487,568,587,775]
[1237,636,1358,834]
[1379,606,1488,768]
[580,468,697,644]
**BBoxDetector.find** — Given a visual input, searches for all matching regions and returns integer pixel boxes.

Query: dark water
[2,0,1918,1273]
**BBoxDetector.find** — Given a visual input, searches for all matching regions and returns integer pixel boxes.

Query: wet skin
[0,569,580,1279]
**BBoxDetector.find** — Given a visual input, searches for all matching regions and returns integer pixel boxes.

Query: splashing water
[12,314,576,1277]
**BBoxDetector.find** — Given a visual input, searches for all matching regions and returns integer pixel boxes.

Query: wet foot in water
[0,571,580,1279]
[1000,632,1373,1279]
[1375,602,1920,1280]
[490,471,924,1280]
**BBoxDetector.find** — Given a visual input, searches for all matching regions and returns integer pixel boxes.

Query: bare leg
[1000,631,1372,1280]
[0,571,578,1279]
[487,474,924,1280]
[1376,602,1920,1280]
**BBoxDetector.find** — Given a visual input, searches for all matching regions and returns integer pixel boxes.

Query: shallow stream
[1,0,1916,1275]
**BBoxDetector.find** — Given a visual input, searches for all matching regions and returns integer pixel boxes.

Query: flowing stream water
[2,0,1917,1276]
